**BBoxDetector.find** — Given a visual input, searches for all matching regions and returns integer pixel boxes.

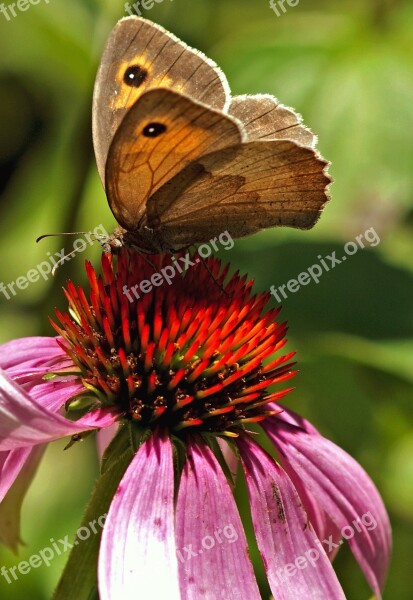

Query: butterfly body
[93,17,331,254]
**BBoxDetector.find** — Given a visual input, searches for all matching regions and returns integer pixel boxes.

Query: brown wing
[229,94,316,147]
[146,140,331,249]
[93,16,231,183]
[105,89,244,232]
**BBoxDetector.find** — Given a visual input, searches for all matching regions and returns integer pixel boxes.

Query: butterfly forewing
[105,88,244,233]
[93,16,231,184]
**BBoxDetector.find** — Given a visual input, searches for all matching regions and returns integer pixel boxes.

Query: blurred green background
[0,0,412,598]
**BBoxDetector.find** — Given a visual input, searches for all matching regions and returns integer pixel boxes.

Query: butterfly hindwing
[147,139,331,249]
[229,95,316,147]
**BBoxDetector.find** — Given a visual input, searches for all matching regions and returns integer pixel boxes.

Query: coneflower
[0,250,391,599]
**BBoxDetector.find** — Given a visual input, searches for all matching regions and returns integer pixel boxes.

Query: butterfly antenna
[36,232,104,243]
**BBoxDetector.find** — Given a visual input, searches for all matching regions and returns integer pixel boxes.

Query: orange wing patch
[112,56,182,112]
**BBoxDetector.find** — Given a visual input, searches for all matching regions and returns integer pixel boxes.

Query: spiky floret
[51,250,296,436]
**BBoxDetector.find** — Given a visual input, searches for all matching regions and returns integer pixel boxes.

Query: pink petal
[217,437,239,481]
[0,445,44,552]
[0,448,35,502]
[29,379,85,412]
[0,337,64,371]
[77,408,120,429]
[0,370,111,450]
[98,433,180,600]
[238,435,346,599]
[264,409,391,598]
[0,336,81,412]
[96,423,119,461]
[8,361,75,384]
[279,459,342,561]
[176,439,261,600]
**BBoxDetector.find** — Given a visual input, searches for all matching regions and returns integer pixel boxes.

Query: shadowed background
[0,0,412,598]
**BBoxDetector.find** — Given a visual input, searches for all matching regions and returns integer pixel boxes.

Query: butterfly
[93,16,331,254]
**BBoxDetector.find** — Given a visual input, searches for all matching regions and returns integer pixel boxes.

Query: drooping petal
[0,447,34,502]
[264,409,391,598]
[98,433,180,600]
[217,437,239,481]
[176,439,261,600]
[278,458,342,561]
[29,379,85,412]
[0,370,112,450]
[0,337,64,372]
[238,435,346,600]
[76,408,121,429]
[0,445,44,552]
[96,423,119,461]
[0,335,83,412]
